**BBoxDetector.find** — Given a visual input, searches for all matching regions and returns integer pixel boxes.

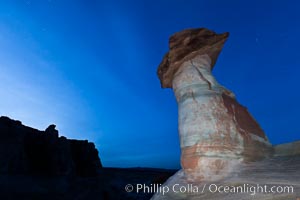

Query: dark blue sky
[0,0,299,169]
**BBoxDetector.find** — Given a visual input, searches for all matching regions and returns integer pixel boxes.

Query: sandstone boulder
[152,28,300,200]
[157,28,272,182]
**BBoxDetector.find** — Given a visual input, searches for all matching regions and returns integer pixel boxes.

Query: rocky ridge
[0,116,102,177]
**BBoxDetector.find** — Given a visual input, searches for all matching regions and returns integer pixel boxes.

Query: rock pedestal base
[151,154,300,200]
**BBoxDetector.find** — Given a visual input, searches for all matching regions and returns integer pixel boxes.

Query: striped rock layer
[157,28,272,181]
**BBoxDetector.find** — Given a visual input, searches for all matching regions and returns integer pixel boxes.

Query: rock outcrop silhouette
[0,117,175,200]
[0,116,102,177]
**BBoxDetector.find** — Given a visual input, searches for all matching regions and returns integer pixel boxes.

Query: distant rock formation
[152,28,300,200]
[0,116,102,177]
[274,141,300,157]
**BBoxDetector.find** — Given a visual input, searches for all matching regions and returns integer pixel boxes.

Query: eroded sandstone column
[158,28,272,181]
